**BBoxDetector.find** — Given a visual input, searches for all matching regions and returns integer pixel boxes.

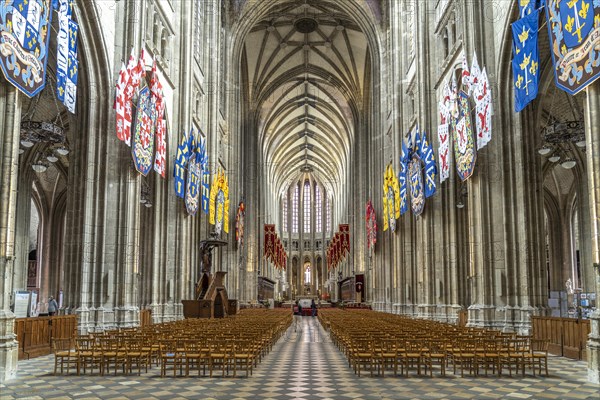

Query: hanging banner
[202,170,210,214]
[408,153,425,217]
[545,0,600,95]
[173,129,191,198]
[56,0,70,103]
[339,224,350,256]
[185,152,201,216]
[236,201,245,249]
[63,19,78,114]
[115,62,130,143]
[438,82,452,184]
[264,224,276,261]
[132,86,155,176]
[454,91,477,181]
[150,60,166,177]
[0,0,53,97]
[512,10,540,112]
[209,169,229,234]
[418,129,437,199]
[475,68,493,150]
[365,201,377,255]
[382,164,400,232]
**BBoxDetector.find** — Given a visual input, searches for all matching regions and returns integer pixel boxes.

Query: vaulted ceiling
[242,0,369,198]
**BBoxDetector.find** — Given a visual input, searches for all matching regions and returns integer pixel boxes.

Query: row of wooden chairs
[53,309,292,377]
[319,309,549,378]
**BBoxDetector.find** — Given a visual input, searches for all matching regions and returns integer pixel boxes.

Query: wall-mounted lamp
[140,180,153,208]
[456,182,468,209]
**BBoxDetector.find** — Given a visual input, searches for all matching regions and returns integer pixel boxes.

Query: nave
[0,316,598,400]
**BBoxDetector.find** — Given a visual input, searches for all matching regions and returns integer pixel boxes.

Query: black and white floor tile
[1,317,598,399]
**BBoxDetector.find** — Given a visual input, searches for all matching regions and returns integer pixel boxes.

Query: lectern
[182,237,237,318]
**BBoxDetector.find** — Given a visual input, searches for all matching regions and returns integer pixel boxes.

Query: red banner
[264,224,275,262]
[339,224,350,256]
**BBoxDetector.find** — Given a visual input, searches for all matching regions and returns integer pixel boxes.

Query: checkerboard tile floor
[1,317,598,399]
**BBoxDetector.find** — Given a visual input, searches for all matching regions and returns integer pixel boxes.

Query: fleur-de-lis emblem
[520,53,531,71]
[516,75,523,89]
[579,1,589,19]
[565,15,575,33]
[530,60,538,75]
[518,26,530,48]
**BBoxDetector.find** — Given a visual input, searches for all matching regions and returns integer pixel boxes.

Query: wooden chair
[123,338,149,375]
[100,337,127,376]
[232,340,254,377]
[452,339,478,377]
[530,338,549,376]
[379,338,398,376]
[477,338,500,376]
[208,341,229,377]
[403,340,427,376]
[352,339,374,377]
[183,339,207,376]
[508,338,529,376]
[75,336,102,375]
[159,339,183,377]
[53,337,79,375]
[428,339,448,377]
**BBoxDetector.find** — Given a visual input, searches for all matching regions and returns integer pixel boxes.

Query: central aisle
[254,316,357,398]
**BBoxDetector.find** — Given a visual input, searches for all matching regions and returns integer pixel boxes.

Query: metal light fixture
[55,145,70,156]
[538,119,585,168]
[561,158,576,169]
[46,149,59,163]
[20,138,34,148]
[548,154,561,163]
[140,180,152,207]
[31,158,48,173]
[19,120,70,159]
[537,145,552,155]
[456,182,467,209]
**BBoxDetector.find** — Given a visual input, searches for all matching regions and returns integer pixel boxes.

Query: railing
[14,315,78,360]
[532,316,591,360]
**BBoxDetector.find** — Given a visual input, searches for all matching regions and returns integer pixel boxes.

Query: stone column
[0,82,21,382]
[584,82,600,384]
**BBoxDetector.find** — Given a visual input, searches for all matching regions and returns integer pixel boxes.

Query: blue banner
[399,139,409,216]
[56,0,70,102]
[419,130,438,199]
[519,0,546,18]
[174,129,192,198]
[512,10,540,112]
[64,19,78,113]
[0,0,53,97]
[202,170,210,214]
[545,0,600,95]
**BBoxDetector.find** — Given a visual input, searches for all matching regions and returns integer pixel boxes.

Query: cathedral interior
[1,0,600,393]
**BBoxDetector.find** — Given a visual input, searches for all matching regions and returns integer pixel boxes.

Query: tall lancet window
[326,195,331,232]
[303,181,311,233]
[315,184,322,233]
[292,185,299,233]
[282,193,288,232]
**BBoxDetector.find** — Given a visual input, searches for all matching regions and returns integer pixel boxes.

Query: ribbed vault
[243,0,369,198]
